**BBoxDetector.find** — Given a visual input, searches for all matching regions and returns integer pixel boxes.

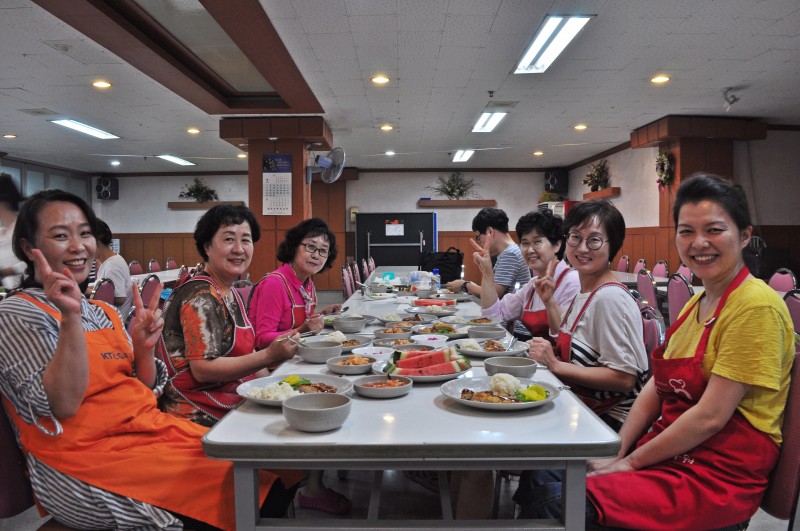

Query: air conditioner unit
[537,201,579,218]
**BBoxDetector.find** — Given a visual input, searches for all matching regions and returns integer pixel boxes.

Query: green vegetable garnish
[282,375,311,388]
[516,384,548,402]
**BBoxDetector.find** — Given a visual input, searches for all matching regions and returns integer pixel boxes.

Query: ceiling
[1,0,799,175]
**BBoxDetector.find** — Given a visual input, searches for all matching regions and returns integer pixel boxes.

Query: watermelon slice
[413,298,456,307]
[395,349,456,368]
[386,356,471,376]
[393,346,455,361]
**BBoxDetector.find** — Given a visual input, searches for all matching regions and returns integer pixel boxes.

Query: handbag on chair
[418,247,464,284]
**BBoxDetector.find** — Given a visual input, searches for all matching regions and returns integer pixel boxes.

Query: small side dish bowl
[373,328,413,340]
[332,316,367,333]
[484,356,537,378]
[353,375,413,398]
[410,334,449,348]
[297,340,343,363]
[467,325,507,340]
[412,288,434,298]
[326,355,376,375]
[282,393,351,432]
[392,343,434,354]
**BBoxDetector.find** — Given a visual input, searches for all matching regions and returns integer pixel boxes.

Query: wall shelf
[167,201,245,210]
[582,187,621,200]
[417,199,497,208]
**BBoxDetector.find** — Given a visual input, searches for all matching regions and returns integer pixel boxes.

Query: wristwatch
[461,280,471,293]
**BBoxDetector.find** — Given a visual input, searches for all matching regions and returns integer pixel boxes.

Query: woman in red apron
[159,205,299,426]
[473,209,580,341]
[518,175,794,530]
[248,217,350,515]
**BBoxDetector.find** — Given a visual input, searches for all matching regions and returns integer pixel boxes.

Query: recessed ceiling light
[385,150,396,156]
[92,80,112,89]
[237,153,247,159]
[50,119,119,139]
[187,127,200,135]
[452,150,474,162]
[472,112,508,133]
[3,134,16,139]
[380,124,393,131]
[157,154,195,166]
[515,16,592,74]
[371,75,390,85]
[573,123,588,131]
[651,74,671,84]
[109,160,120,166]
[533,151,544,156]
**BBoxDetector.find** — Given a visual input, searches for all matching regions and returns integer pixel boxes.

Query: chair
[233,280,253,312]
[0,402,34,518]
[784,290,800,334]
[651,260,669,279]
[368,256,376,274]
[641,305,666,358]
[138,274,161,309]
[165,257,178,270]
[677,263,693,283]
[124,307,137,335]
[632,258,647,275]
[148,258,161,273]
[349,261,362,286]
[361,259,370,283]
[615,255,630,273]
[89,278,116,306]
[769,268,797,293]
[667,273,695,325]
[341,265,354,299]
[636,269,661,316]
[128,260,144,276]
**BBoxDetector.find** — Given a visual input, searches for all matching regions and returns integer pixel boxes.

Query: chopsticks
[275,331,316,343]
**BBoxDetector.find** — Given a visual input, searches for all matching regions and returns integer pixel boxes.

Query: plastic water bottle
[432,268,441,291]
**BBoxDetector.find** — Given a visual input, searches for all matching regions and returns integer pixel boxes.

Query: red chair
[641,305,665,359]
[128,260,144,276]
[651,260,669,279]
[148,258,161,273]
[233,280,253,312]
[0,402,34,518]
[632,258,647,275]
[349,261,362,286]
[89,278,116,306]
[138,274,161,309]
[361,259,370,284]
[677,263,693,283]
[769,268,797,293]
[615,255,630,273]
[784,290,800,334]
[368,256,376,274]
[341,266,354,299]
[165,257,178,270]
[636,269,661,316]
[667,273,695,325]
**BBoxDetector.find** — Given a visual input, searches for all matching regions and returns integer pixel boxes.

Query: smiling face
[676,200,750,290]
[21,201,96,284]
[204,222,253,287]
[519,229,561,276]
[565,216,611,283]
[292,234,330,280]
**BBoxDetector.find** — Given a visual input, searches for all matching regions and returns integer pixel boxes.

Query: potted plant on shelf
[582,159,610,192]
[655,151,675,191]
[426,172,480,200]
[179,178,219,202]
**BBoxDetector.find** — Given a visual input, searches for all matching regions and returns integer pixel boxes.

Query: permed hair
[276,217,338,272]
[194,205,261,261]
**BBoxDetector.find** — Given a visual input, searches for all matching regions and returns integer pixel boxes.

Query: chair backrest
[784,290,800,334]
[636,269,660,314]
[0,403,34,518]
[89,277,116,305]
[233,280,253,311]
[760,352,800,522]
[128,260,144,276]
[641,305,666,358]
[632,258,647,275]
[651,260,668,279]
[139,274,161,309]
[361,258,370,283]
[165,257,178,270]
[615,254,630,273]
[769,268,797,293]
[349,261,362,285]
[368,256,376,274]
[667,273,695,325]
[677,263,693,283]
[341,265,354,298]
[148,258,161,273]
[124,307,137,336]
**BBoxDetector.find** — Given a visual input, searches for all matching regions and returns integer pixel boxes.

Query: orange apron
[4,294,274,530]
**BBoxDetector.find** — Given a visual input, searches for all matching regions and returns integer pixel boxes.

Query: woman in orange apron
[0,190,290,530]
[159,205,299,426]
[517,175,794,530]
[474,209,580,341]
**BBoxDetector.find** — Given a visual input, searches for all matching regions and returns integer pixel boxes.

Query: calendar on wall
[262,154,293,215]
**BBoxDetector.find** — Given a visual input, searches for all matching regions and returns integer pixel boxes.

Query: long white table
[202,291,620,530]
[130,268,182,287]
[612,270,668,288]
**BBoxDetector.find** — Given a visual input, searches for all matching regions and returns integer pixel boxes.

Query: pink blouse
[247,263,316,348]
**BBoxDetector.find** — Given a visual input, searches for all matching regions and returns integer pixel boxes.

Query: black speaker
[544,168,568,194]
[96,177,119,200]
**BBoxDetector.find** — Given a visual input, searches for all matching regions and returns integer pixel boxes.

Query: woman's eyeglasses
[565,232,608,250]
[519,239,547,250]
[300,242,329,257]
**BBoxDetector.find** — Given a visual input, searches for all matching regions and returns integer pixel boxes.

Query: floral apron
[161,275,256,421]
[587,267,779,530]
[521,266,573,339]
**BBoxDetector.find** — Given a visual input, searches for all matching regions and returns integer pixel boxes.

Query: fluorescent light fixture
[237,153,247,158]
[158,154,195,166]
[452,150,474,162]
[515,16,591,74]
[109,160,120,166]
[385,151,396,156]
[3,134,16,139]
[472,112,507,133]
[50,119,119,139]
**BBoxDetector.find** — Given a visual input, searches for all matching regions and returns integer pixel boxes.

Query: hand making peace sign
[129,281,164,351]
[468,236,493,277]
[533,258,559,305]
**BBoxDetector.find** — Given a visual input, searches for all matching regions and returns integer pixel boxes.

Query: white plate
[448,338,528,358]
[374,314,436,325]
[366,292,397,301]
[440,315,501,326]
[372,360,469,383]
[403,306,458,317]
[440,377,559,410]
[431,292,473,302]
[410,323,469,339]
[236,374,354,407]
[307,334,371,352]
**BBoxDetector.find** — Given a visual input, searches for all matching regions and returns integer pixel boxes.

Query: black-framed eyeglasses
[300,242,329,257]
[566,232,608,251]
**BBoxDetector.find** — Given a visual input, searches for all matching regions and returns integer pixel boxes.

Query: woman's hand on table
[527,337,558,370]
[534,259,558,305]
[31,249,82,316]
[322,304,342,315]
[302,313,324,334]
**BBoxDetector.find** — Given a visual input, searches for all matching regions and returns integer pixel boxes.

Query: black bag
[419,246,464,284]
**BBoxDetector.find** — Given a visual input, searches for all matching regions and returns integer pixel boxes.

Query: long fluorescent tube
[452,150,474,162]
[50,119,119,139]
[158,154,195,166]
[515,16,591,74]
[472,112,507,133]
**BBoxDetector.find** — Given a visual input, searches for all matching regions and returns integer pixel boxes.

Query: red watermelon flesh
[393,346,455,361]
[413,299,456,306]
[388,357,471,376]
[395,349,455,368]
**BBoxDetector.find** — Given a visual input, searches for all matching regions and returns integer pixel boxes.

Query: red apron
[161,275,256,421]
[555,282,630,414]
[264,268,317,330]
[587,267,780,530]
[521,266,573,339]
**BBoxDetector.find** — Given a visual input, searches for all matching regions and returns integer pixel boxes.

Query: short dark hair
[515,210,566,259]
[673,173,751,230]
[472,207,509,234]
[194,205,261,261]
[563,199,626,260]
[96,218,113,247]
[13,189,99,287]
[0,173,23,212]
[276,218,338,272]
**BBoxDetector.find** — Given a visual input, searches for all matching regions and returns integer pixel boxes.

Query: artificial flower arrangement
[655,151,675,190]
[427,172,481,199]
[582,159,610,191]
[179,178,219,202]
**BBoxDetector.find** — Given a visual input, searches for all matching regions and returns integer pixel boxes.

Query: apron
[5,293,272,530]
[587,267,780,530]
[521,266,573,339]
[263,268,317,329]
[555,282,630,414]
[160,275,256,421]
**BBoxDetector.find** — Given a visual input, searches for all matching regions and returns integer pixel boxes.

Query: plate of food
[318,332,373,352]
[439,315,501,326]
[410,322,469,339]
[440,374,559,411]
[365,292,397,301]
[373,338,416,348]
[353,375,413,398]
[371,348,471,383]
[430,292,473,302]
[237,374,353,407]
[448,338,528,358]
[402,305,458,317]
[326,354,377,375]
[324,313,378,327]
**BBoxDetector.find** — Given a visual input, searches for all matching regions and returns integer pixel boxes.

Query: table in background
[130,268,181,287]
[612,270,668,288]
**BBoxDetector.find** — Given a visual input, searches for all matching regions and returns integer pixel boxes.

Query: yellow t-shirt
[665,277,794,444]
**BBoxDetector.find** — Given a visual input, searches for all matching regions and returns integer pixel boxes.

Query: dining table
[130,267,182,287]
[611,270,668,288]
[202,281,621,531]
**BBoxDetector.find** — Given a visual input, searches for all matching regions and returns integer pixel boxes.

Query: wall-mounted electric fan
[306,147,345,184]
